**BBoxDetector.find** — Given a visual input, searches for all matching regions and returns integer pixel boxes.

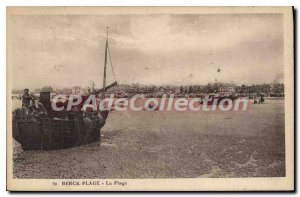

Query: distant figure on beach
[21,89,35,108]
[258,94,265,104]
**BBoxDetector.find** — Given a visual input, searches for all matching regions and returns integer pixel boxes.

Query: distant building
[158,86,165,92]
[147,86,158,93]
[35,89,42,94]
[219,86,235,94]
[55,88,72,94]
[227,86,235,94]
[41,86,54,92]
[72,86,82,95]
[12,89,24,94]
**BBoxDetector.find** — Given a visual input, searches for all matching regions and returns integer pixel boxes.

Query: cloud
[9,14,284,89]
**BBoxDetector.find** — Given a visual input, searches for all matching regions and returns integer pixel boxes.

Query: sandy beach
[12,98,285,178]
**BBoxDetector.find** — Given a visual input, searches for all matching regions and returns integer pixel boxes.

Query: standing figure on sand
[254,94,265,104]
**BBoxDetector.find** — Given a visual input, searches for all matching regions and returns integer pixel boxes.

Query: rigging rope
[107,43,117,82]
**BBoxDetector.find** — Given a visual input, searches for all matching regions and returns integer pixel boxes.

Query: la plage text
[61,180,127,186]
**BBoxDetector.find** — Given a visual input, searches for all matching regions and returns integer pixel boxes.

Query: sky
[9,13,284,90]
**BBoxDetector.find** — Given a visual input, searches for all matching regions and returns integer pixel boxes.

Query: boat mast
[103,27,109,94]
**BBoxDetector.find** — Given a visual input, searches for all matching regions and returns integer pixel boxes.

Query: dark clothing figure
[258,95,265,104]
[21,89,35,108]
[22,94,32,108]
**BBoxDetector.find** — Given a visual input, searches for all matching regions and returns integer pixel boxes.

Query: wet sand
[13,99,285,178]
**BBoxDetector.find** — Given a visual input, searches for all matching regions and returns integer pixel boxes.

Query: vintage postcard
[7,7,294,191]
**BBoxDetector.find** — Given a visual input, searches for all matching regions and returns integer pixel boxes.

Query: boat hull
[12,110,106,150]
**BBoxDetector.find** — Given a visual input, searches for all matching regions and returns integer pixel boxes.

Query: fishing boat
[12,27,117,150]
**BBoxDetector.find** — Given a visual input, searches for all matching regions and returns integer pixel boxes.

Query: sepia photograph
[6,6,294,191]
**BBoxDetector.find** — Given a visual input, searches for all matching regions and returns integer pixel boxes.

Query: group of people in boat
[18,88,48,115]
